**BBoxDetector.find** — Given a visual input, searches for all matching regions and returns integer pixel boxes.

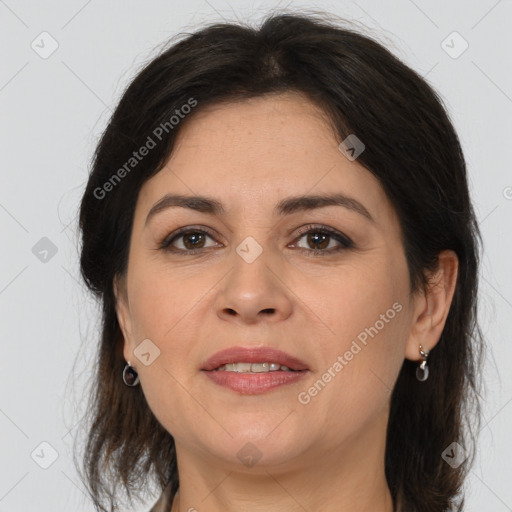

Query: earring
[123,362,140,387]
[415,344,429,382]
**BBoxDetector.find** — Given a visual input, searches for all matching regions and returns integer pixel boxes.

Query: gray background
[1,0,511,510]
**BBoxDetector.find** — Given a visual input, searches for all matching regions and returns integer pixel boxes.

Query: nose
[213,248,293,325]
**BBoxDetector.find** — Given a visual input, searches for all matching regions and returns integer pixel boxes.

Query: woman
[77,12,484,512]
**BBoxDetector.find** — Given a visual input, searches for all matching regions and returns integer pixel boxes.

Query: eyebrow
[145,192,375,226]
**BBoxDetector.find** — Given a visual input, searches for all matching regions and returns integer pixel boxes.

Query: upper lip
[201,346,309,371]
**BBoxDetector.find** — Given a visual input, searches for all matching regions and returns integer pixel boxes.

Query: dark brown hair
[76,11,484,512]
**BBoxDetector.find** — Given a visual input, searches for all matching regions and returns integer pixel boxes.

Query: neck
[169,408,394,512]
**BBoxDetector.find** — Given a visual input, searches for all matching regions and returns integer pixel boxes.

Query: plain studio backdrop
[0,1,511,511]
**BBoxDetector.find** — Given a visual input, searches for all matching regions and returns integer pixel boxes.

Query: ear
[113,274,134,363]
[405,250,459,362]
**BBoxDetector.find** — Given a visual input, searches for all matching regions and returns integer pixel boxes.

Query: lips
[201,346,309,372]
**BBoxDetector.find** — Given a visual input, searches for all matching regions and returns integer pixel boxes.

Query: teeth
[214,362,295,372]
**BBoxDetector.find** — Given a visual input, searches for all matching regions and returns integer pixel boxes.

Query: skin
[114,91,458,512]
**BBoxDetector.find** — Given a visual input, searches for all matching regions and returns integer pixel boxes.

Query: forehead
[136,92,393,225]
[171,92,343,175]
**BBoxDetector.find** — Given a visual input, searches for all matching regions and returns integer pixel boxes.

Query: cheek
[125,268,205,434]
[127,261,203,340]
[292,259,408,415]
[293,260,404,348]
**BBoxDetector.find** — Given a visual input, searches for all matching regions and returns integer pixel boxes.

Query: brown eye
[292,226,353,254]
[160,228,219,252]
[181,232,207,250]
[304,232,331,250]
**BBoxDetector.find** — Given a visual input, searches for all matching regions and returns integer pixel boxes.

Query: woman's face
[115,91,421,471]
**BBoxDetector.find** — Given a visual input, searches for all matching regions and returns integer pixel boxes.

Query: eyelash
[158,224,354,256]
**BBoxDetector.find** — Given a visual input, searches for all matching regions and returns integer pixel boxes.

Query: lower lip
[202,370,309,395]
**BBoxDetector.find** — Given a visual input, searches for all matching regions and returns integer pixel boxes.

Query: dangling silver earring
[416,344,429,382]
[123,361,140,387]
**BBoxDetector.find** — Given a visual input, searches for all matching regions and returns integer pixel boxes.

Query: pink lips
[201,346,309,371]
[201,346,310,395]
